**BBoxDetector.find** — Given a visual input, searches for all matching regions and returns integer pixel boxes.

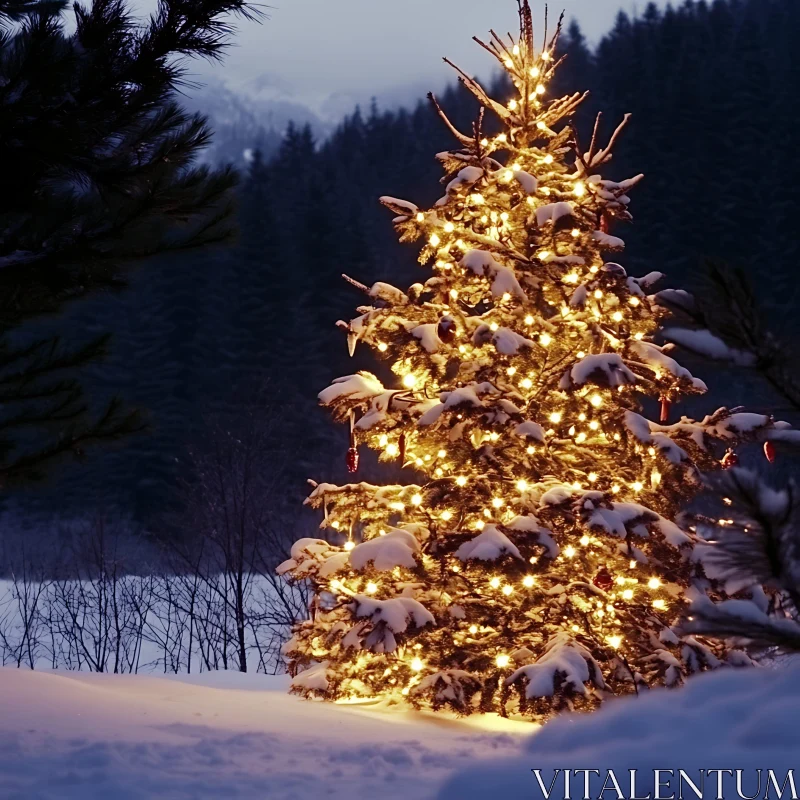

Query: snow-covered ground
[0,667,530,799]
[1,664,798,799]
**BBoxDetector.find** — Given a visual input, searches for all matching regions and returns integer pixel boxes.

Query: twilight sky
[197,0,670,119]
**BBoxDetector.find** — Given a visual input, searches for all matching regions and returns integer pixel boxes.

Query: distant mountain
[182,75,334,166]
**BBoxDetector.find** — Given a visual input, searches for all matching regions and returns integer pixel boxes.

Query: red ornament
[660,397,671,424]
[600,213,611,234]
[764,441,777,464]
[721,449,739,469]
[438,315,456,343]
[346,447,359,473]
[593,567,614,592]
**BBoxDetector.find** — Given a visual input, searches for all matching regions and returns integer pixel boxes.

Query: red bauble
[721,449,739,469]
[660,397,671,424]
[764,441,777,464]
[438,316,456,343]
[593,567,614,592]
[346,446,359,473]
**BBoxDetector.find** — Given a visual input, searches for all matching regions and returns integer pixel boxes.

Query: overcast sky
[198,1,669,117]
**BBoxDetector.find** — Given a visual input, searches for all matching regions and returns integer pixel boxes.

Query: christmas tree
[279,2,797,717]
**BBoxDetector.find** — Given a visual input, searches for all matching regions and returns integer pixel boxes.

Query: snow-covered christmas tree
[279,2,798,717]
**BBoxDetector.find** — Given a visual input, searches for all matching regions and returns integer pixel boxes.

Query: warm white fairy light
[411,657,424,672]
[522,575,535,588]
[549,411,562,423]
[516,479,529,491]
[366,582,378,594]
[344,541,355,552]
[489,577,501,589]
[402,374,417,388]
[455,476,467,487]
[495,654,510,668]
[411,493,423,506]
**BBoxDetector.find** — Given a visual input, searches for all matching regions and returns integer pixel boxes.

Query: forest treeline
[16,0,800,536]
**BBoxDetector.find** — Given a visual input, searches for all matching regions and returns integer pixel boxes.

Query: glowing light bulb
[589,421,600,431]
[572,481,582,490]
[590,394,603,408]
[469,625,478,635]
[634,332,644,340]
[520,377,533,389]
[580,535,590,546]
[652,599,667,610]
[440,510,453,522]
[568,426,576,436]
[612,311,623,322]
[508,99,518,111]
[504,58,513,68]
[331,521,341,530]
[415,211,425,223]
[524,315,534,325]
[651,470,662,487]
[516,479,528,492]
[537,121,547,131]
[612,484,621,494]
[535,83,545,95]
[489,322,499,332]
[386,443,399,457]
[588,472,598,483]
[502,584,513,596]
[377,342,388,353]
[330,579,341,590]
[503,170,514,182]
[496,654,510,668]
[526,445,535,454]
[411,657,424,672]
[576,432,587,443]
[622,589,634,600]
[492,497,504,508]
[344,541,355,552]
[429,234,440,246]
[522,575,535,588]
[549,412,562,424]
[411,493,422,506]
[456,476,467,487]
[506,366,517,377]
[633,481,644,492]
[475,520,485,530]
[449,289,458,299]
[629,297,641,306]
[573,182,586,197]
[489,577,501,589]
[379,435,388,447]
[577,351,586,359]
[648,578,661,589]
[539,333,552,346]
[530,66,540,77]
[543,153,553,164]
[564,545,576,558]
[564,273,579,284]
[402,374,417,389]
[366,582,378,594]
[594,289,603,299]
[608,635,623,649]
[571,228,581,238]
[444,221,455,233]
[497,133,507,143]
[538,250,551,261]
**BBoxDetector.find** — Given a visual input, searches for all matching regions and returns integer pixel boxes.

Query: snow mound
[350,528,420,571]
[439,664,800,799]
[455,525,523,562]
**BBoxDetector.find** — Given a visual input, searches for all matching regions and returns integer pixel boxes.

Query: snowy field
[1,664,799,799]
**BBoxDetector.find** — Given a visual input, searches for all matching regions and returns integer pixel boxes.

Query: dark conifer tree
[0,0,258,485]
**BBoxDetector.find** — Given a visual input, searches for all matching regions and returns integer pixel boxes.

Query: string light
[344,541,355,552]
[573,182,586,197]
[590,394,603,408]
[489,577,501,589]
[622,589,634,600]
[549,411,562,423]
[607,635,623,650]
[522,575,535,587]
[539,333,552,346]
[366,582,378,594]
[492,497,504,508]
[502,584,513,596]
[378,342,388,352]
[648,578,661,589]
[516,479,529,491]
[441,510,452,521]
[386,443,399,457]
[524,315,534,325]
[652,599,667,610]
[495,654,510,668]
[612,311,623,322]
[629,297,641,306]
[411,657,424,672]
[429,234,440,246]
[402,374,417,389]
[520,377,533,389]
[444,221,455,232]
[564,545,576,558]
[456,476,467,487]
[469,625,478,634]
[411,493,423,506]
